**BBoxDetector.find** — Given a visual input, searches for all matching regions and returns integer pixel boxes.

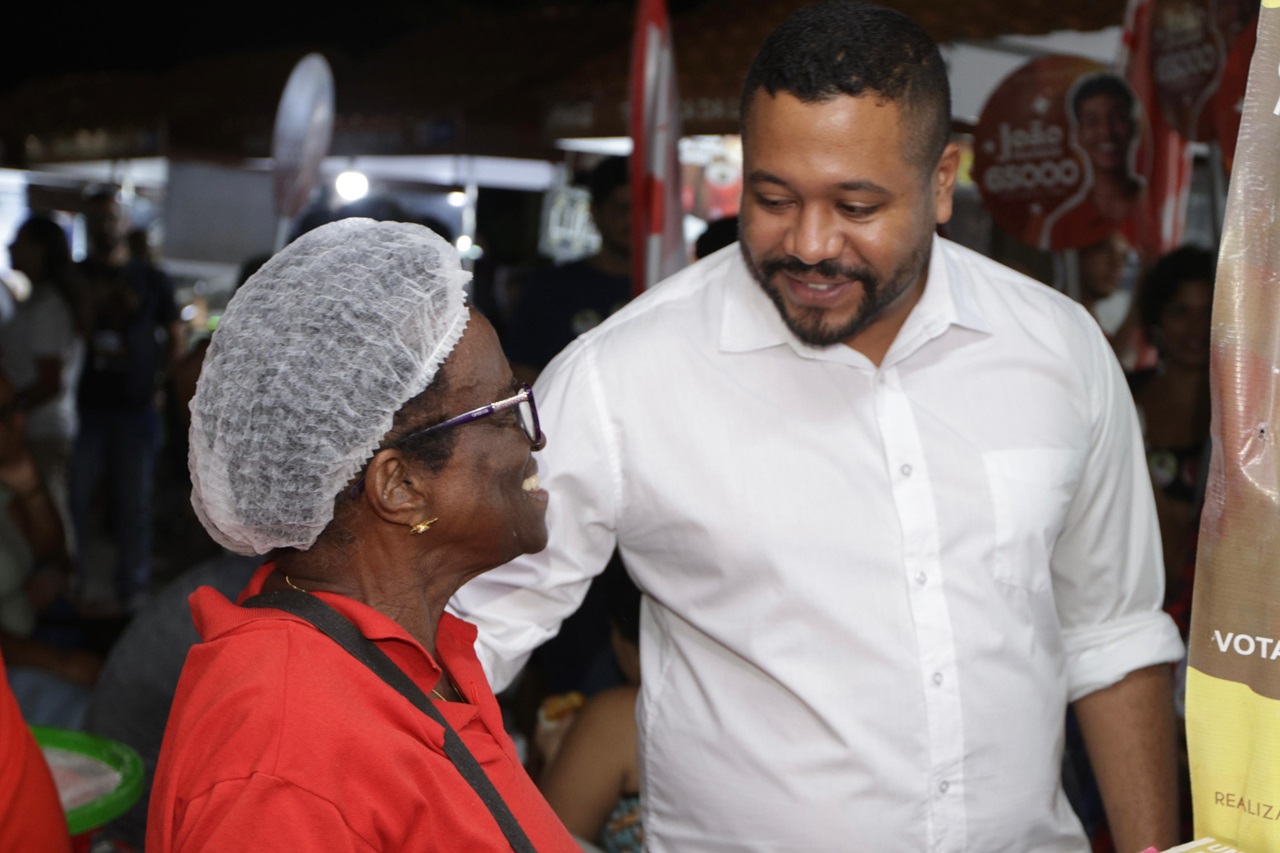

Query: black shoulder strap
[242,590,537,853]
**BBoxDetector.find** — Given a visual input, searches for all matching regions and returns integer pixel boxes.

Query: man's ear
[361,449,433,527]
[932,142,962,225]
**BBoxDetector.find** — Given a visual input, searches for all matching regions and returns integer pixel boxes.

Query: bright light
[335,171,369,202]
[454,235,484,260]
[446,191,467,208]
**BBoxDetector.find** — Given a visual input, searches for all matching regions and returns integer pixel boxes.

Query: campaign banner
[1185,1,1280,849]
[973,55,1156,253]
[1148,0,1257,141]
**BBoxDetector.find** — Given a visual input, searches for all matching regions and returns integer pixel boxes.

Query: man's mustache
[759,256,876,285]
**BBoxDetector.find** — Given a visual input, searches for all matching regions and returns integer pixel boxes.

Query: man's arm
[1073,663,1179,853]
[1050,309,1184,852]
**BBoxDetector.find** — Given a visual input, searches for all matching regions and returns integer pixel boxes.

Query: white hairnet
[189,218,471,555]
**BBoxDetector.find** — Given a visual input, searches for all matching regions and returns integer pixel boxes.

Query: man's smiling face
[738,89,956,355]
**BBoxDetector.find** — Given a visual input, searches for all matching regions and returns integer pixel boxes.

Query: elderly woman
[148,220,577,852]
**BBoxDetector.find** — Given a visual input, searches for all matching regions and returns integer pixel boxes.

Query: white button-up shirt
[452,236,1184,852]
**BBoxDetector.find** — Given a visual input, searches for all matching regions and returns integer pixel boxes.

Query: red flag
[629,0,685,295]
[1119,0,1198,260]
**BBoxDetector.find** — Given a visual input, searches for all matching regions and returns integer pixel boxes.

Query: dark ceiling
[2,0,1123,97]
[0,0,1129,165]
[0,0,705,97]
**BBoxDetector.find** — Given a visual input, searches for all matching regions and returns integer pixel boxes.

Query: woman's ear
[361,449,434,526]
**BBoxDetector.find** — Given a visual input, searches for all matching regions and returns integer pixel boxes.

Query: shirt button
[915,572,927,585]
[932,672,944,686]
[900,463,913,477]
[939,781,950,794]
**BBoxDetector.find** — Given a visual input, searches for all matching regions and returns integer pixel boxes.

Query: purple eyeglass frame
[347,383,543,498]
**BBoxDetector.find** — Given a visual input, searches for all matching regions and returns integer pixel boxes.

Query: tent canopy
[0,0,1127,167]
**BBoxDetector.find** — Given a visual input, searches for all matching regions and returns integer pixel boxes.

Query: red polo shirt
[148,564,577,852]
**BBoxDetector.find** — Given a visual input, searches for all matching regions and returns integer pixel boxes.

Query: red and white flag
[629,0,685,295]
[1118,0,1199,260]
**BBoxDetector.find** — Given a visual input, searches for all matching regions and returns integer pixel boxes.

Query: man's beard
[741,240,930,348]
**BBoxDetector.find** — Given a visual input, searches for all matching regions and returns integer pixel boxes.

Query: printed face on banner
[973,55,1151,252]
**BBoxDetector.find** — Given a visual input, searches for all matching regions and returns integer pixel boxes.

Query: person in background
[540,555,643,853]
[451,3,1184,851]
[71,190,183,612]
[85,551,259,850]
[1075,230,1133,339]
[0,648,72,853]
[505,157,632,383]
[1074,229,1157,373]
[0,373,99,729]
[2,214,84,562]
[148,219,577,852]
[1129,246,1215,632]
[694,215,740,261]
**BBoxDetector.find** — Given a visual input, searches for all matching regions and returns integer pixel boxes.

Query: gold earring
[410,517,439,535]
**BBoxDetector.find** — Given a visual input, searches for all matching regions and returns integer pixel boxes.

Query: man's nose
[784,205,842,265]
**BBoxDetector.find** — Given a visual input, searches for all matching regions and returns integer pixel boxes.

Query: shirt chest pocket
[982,449,1081,592]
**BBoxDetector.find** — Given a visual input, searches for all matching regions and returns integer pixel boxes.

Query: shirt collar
[192,562,485,733]
[719,235,991,360]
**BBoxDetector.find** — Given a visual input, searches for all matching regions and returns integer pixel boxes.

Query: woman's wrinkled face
[424,311,549,567]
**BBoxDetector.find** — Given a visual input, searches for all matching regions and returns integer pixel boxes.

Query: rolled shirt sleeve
[1051,307,1184,702]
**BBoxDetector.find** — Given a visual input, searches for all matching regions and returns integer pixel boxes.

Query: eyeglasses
[393,383,544,451]
[348,383,544,499]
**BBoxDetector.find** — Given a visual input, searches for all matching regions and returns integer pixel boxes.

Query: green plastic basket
[31,726,144,836]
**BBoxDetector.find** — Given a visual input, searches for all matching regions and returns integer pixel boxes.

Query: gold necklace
[283,573,460,703]
[432,671,461,703]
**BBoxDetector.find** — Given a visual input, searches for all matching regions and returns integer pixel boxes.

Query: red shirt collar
[191,561,483,707]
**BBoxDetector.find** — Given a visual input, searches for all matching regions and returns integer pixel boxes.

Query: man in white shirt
[454,3,1184,851]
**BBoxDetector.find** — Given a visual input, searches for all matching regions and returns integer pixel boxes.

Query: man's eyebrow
[747,169,890,195]
[747,169,790,188]
[835,179,890,194]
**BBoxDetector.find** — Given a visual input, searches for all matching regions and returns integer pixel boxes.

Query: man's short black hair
[586,156,630,207]
[1138,245,1216,336]
[1071,73,1136,120]
[740,0,951,169]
